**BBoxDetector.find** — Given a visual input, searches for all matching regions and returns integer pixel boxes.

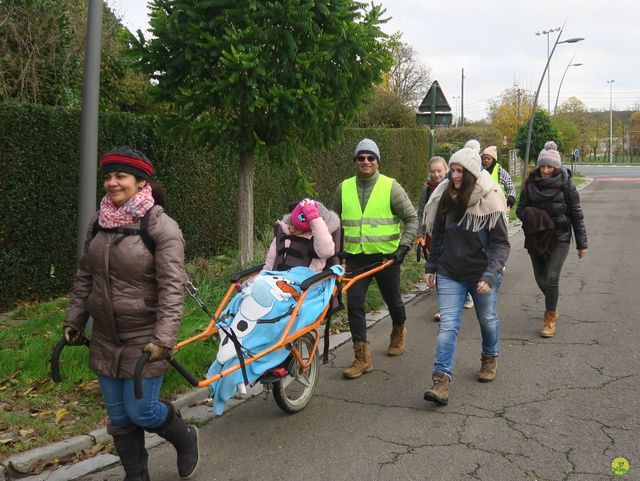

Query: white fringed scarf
[423,170,508,235]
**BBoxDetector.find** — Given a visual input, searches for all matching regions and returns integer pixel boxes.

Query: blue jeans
[433,274,503,378]
[98,375,168,429]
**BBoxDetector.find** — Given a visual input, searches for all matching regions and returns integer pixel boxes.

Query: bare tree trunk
[238,150,254,267]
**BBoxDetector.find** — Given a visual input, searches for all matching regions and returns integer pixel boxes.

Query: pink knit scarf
[98,184,155,229]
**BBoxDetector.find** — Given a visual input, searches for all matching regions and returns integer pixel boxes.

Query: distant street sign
[416,112,453,126]
[418,80,451,113]
[573,149,581,157]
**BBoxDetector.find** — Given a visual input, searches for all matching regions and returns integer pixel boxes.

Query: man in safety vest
[334,138,417,379]
[481,146,516,209]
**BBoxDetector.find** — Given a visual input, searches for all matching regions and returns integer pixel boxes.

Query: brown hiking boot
[423,371,449,405]
[343,342,373,379]
[540,311,557,338]
[478,354,498,382]
[387,324,407,356]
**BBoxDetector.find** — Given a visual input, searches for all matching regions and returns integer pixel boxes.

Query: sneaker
[464,294,474,309]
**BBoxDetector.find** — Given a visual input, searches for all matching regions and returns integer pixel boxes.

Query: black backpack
[91,207,156,254]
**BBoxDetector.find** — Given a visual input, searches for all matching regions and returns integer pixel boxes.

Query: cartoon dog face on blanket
[216,273,301,364]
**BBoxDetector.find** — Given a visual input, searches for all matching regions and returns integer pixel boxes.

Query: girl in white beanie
[516,141,588,338]
[422,147,510,405]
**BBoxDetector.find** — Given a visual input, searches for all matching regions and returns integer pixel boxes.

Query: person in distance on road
[516,141,588,338]
[481,145,516,209]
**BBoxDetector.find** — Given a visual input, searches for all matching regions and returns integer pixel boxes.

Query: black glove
[63,327,84,346]
[393,245,410,265]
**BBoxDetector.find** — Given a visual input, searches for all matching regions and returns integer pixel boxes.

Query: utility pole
[607,79,615,163]
[460,68,465,126]
[516,86,522,142]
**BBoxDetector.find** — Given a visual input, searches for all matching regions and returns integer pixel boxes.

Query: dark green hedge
[0,103,428,307]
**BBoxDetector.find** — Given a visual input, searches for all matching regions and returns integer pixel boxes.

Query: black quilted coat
[516,167,587,249]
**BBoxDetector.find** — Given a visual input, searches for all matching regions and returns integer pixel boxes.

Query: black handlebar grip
[133,351,151,399]
[230,264,264,283]
[51,338,67,383]
[51,337,90,383]
[301,269,335,291]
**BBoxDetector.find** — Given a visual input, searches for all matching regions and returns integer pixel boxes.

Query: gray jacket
[64,206,186,378]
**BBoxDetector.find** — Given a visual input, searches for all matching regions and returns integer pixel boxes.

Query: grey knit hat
[537,141,562,169]
[449,147,483,179]
[354,138,380,162]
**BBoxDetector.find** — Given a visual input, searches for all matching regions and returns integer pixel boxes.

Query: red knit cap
[100,148,155,179]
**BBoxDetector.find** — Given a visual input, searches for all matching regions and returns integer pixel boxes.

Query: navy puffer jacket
[516,167,587,249]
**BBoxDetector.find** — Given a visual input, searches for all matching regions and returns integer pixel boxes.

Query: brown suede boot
[423,371,449,405]
[478,354,498,382]
[343,342,373,379]
[387,324,407,356]
[540,311,558,338]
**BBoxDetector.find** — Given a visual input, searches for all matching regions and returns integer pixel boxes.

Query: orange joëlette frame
[173,260,394,389]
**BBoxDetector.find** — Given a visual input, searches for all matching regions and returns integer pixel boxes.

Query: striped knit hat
[100,147,155,179]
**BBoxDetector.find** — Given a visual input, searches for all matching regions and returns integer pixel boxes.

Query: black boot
[147,401,200,479]
[108,424,150,481]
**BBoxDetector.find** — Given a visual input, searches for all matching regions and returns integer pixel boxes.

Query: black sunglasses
[354,155,377,162]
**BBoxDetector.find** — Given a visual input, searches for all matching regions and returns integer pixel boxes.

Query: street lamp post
[536,27,561,112]
[524,30,584,165]
[607,79,615,163]
[77,0,103,263]
[553,57,583,115]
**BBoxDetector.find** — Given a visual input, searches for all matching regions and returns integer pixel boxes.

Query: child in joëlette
[417,156,449,322]
[263,198,341,272]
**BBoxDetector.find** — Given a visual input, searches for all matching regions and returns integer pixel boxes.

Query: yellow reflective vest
[341,174,400,254]
[490,162,501,187]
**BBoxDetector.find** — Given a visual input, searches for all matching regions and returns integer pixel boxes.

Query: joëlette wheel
[272,332,319,414]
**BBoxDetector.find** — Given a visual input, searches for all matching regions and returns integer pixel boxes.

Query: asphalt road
[80,172,640,481]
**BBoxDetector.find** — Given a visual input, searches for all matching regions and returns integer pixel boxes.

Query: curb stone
[8,214,555,481]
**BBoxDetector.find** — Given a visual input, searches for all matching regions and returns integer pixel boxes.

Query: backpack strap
[90,208,156,255]
[138,209,156,255]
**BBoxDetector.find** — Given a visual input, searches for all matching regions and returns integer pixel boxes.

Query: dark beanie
[100,147,155,179]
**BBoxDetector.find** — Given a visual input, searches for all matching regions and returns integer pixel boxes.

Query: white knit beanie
[464,139,481,154]
[354,138,380,162]
[482,146,498,161]
[537,141,562,169]
[449,147,483,179]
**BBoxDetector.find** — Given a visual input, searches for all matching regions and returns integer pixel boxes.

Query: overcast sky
[108,0,639,121]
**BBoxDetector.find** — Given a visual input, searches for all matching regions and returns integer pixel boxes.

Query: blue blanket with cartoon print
[206,265,343,415]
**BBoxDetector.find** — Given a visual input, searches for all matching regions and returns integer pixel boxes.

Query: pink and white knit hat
[537,141,562,169]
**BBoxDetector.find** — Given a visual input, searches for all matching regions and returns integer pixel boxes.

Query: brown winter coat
[64,206,185,378]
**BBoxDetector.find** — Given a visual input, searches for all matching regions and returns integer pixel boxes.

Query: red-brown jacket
[64,206,185,378]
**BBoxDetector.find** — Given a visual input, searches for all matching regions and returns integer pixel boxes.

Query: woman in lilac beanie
[516,141,588,338]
